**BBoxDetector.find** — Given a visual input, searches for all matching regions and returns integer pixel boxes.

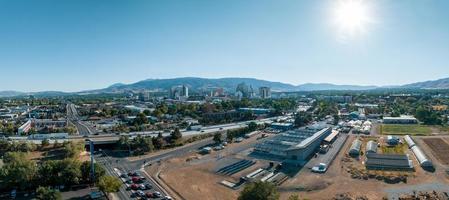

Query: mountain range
[1,77,449,97]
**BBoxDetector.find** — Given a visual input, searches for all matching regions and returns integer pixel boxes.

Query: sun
[333,0,372,37]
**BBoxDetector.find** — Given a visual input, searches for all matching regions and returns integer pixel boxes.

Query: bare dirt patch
[422,138,449,165]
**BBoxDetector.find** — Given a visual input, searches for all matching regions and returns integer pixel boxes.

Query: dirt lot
[279,135,449,200]
[422,138,449,165]
[145,134,271,200]
[146,134,449,200]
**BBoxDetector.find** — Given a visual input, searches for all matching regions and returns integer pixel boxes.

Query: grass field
[381,143,408,154]
[380,124,432,136]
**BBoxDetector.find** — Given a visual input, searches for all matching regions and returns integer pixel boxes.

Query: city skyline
[1,0,449,92]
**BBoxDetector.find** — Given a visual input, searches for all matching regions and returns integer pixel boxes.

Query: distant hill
[93,77,381,93]
[99,77,298,92]
[296,83,378,91]
[0,91,25,98]
[401,77,449,89]
[0,90,70,98]
[2,76,449,97]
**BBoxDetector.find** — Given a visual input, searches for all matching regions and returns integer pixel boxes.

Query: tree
[170,127,183,145]
[0,152,37,190]
[62,141,85,159]
[152,132,166,149]
[36,186,62,200]
[213,132,222,144]
[80,161,106,183]
[41,138,50,148]
[238,181,279,200]
[288,194,300,200]
[117,135,130,150]
[130,135,154,155]
[133,113,148,125]
[248,122,258,132]
[98,175,122,193]
[294,112,312,127]
[226,130,235,142]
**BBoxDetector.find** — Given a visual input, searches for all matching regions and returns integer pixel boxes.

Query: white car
[311,163,327,173]
[162,196,173,200]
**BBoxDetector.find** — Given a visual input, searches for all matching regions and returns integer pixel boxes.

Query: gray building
[254,127,332,164]
[348,139,362,157]
[259,87,271,99]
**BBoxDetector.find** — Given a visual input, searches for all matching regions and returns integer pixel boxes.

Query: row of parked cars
[120,171,172,200]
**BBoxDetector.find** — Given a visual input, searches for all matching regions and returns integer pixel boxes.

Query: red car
[131,184,139,190]
[145,192,154,198]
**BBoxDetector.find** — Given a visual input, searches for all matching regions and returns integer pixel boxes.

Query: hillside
[402,77,449,89]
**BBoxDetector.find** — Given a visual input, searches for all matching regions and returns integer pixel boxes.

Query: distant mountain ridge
[401,77,449,89]
[2,76,449,97]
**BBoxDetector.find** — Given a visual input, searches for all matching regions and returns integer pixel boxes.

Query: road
[66,103,96,136]
[94,137,215,200]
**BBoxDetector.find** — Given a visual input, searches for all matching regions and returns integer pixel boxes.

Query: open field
[380,143,407,154]
[380,124,432,135]
[422,138,449,165]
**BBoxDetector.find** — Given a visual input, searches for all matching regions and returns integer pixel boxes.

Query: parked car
[162,196,173,200]
[138,184,146,190]
[144,183,152,189]
[132,176,143,183]
[145,192,154,198]
[131,184,139,190]
[311,163,327,173]
[153,191,162,198]
[125,183,131,191]
[137,190,145,197]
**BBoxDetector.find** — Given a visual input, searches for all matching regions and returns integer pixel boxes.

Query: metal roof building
[348,139,362,157]
[254,127,331,163]
[366,140,377,154]
[365,153,413,170]
[404,135,416,148]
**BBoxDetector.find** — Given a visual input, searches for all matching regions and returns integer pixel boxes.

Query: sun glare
[333,0,372,38]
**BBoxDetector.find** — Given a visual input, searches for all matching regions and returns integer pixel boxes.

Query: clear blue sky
[1,0,448,92]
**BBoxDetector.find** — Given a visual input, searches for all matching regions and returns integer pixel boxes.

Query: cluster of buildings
[18,119,68,134]
[235,83,271,99]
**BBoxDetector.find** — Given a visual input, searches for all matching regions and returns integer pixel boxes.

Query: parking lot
[94,151,171,200]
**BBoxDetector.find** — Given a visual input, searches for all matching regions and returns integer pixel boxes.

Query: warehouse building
[254,127,331,164]
[383,115,418,124]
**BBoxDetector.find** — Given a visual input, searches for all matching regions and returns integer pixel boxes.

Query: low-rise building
[254,127,332,164]
[383,115,418,124]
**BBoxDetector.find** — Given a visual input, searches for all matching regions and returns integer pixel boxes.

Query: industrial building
[365,153,413,171]
[254,127,332,164]
[270,123,294,131]
[323,130,339,144]
[383,115,418,124]
[348,139,362,157]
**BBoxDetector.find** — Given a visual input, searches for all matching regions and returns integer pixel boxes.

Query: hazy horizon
[1,0,448,92]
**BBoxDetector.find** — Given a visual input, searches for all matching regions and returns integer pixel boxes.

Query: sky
[0,0,448,92]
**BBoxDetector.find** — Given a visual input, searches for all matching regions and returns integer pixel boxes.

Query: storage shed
[411,146,433,168]
[348,139,362,157]
[366,140,377,154]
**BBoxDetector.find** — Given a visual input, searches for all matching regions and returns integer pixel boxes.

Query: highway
[66,103,96,136]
